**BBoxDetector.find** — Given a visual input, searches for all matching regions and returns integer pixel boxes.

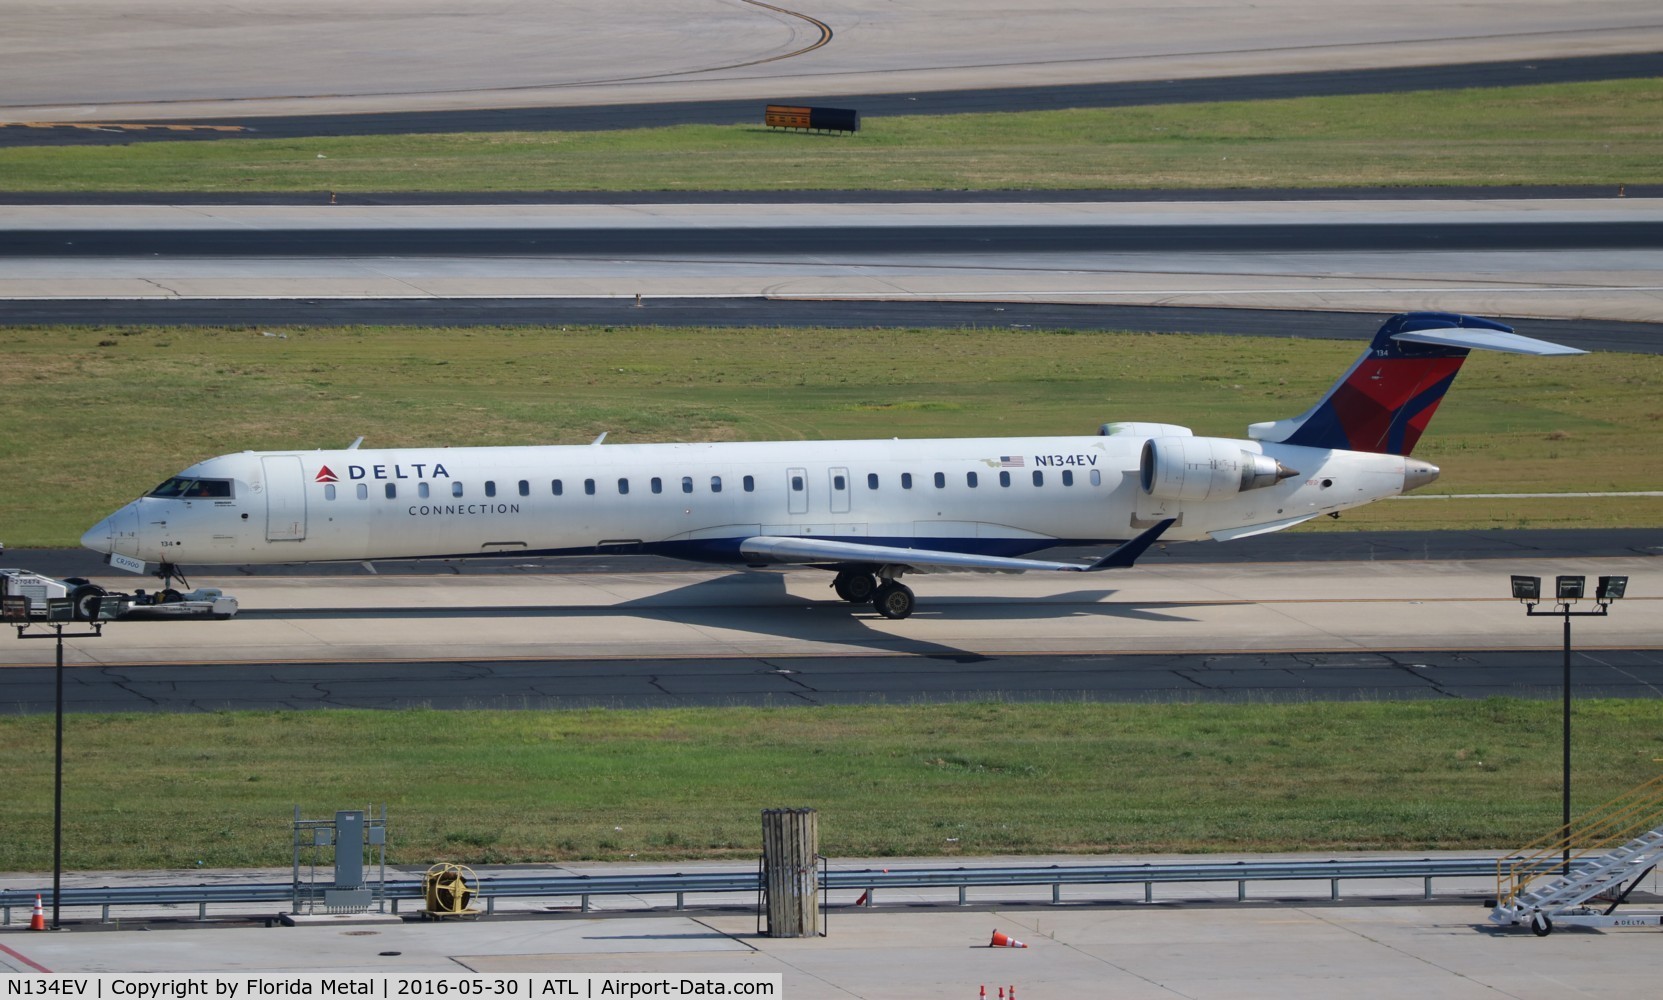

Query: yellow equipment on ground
[421,862,479,919]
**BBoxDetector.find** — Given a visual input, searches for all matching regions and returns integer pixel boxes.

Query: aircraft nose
[81,504,137,554]
[81,516,112,553]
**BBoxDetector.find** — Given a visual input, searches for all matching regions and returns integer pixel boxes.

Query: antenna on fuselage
[591,432,608,445]
[347,436,364,450]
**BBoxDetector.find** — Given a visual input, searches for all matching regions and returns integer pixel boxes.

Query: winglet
[1086,518,1177,571]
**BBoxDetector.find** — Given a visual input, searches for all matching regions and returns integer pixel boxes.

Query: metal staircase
[1492,774,1663,935]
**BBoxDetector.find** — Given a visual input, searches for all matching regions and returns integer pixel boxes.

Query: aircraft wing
[738,518,1176,574]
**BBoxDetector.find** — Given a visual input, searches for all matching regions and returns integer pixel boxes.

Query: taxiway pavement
[5,199,1662,323]
[2,559,1657,672]
[7,1,1661,123]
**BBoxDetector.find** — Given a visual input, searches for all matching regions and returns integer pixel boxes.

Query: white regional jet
[81,313,1581,619]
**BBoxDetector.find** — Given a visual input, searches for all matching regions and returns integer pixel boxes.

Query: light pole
[1510,573,1628,873]
[4,594,107,930]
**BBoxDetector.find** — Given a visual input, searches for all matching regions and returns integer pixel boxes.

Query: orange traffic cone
[989,929,1027,948]
[29,894,47,931]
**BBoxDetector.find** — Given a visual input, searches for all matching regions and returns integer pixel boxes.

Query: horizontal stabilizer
[1391,329,1585,356]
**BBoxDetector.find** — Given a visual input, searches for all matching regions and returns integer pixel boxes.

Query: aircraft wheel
[1530,913,1553,937]
[70,584,107,621]
[871,581,915,620]
[833,571,878,604]
[157,588,183,604]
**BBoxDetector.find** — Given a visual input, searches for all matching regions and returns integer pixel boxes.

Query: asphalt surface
[6,50,1662,147]
[9,221,1660,258]
[3,648,1662,714]
[6,299,1658,351]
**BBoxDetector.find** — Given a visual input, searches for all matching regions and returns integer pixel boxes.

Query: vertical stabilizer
[1248,313,1581,456]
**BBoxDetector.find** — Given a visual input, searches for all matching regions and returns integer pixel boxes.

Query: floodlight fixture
[1555,575,1585,603]
[1596,575,1628,605]
[1511,575,1542,604]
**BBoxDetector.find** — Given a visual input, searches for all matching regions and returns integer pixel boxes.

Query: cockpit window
[148,477,233,499]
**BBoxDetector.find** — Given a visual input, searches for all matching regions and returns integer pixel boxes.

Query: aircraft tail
[1248,312,1584,456]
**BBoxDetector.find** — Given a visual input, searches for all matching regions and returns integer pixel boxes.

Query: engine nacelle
[1139,436,1297,502]
[1099,421,1194,438]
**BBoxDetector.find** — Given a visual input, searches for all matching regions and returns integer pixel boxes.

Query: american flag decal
[998,455,1025,468]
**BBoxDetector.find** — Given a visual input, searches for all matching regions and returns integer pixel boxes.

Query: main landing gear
[831,569,915,620]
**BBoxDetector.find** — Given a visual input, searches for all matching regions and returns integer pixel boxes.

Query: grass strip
[1,700,1659,870]
[0,79,1659,192]
[5,324,1657,546]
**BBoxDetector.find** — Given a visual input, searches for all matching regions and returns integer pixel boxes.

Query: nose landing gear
[153,561,191,604]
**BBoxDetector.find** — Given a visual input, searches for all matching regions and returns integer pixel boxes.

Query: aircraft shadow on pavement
[241,572,1199,663]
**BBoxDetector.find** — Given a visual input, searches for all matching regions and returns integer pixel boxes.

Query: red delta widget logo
[315,463,450,484]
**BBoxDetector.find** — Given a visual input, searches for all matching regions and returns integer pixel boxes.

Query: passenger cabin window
[584,479,596,496]
[324,484,337,501]
[966,471,978,488]
[901,473,913,490]
[933,472,946,489]
[743,475,755,493]
[1062,470,1074,487]
[418,482,430,499]
[518,480,530,497]
[651,477,663,494]
[356,483,368,500]
[384,483,396,499]
[149,477,233,499]
[791,475,805,492]
[833,474,846,491]
[999,471,1011,488]
[682,476,694,495]
[1090,469,1102,486]
[618,478,629,495]
[1032,470,1044,487]
[867,473,878,490]
[711,476,722,493]
[485,481,496,498]
[552,479,563,496]
[452,482,465,498]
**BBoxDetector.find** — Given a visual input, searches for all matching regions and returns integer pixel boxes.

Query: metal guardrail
[0,857,1520,925]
